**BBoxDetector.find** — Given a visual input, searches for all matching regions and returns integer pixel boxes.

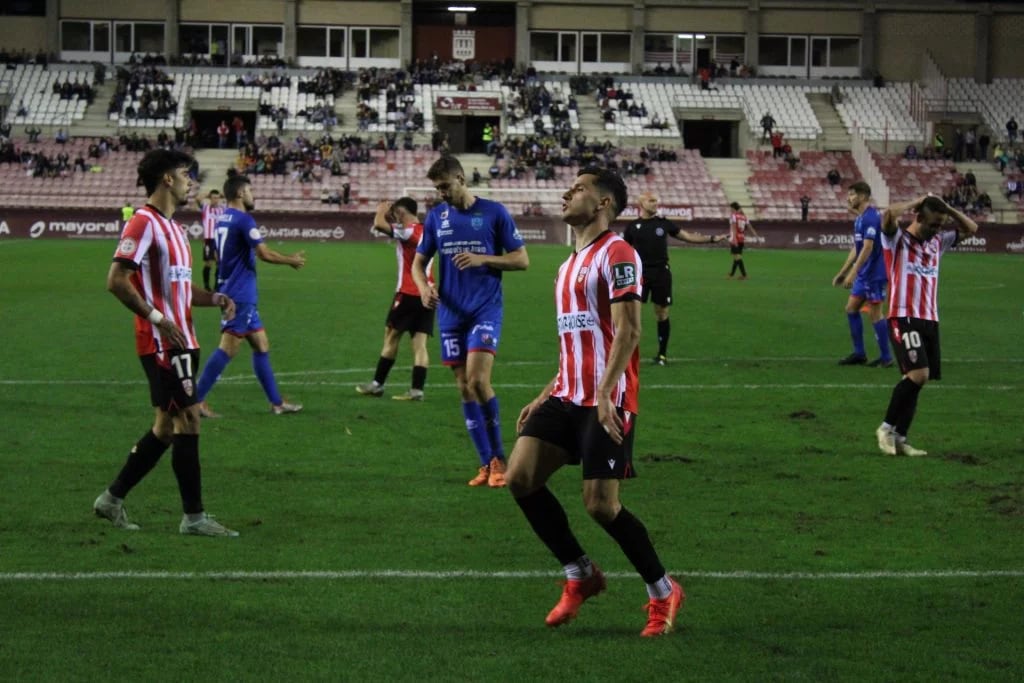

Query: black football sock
[411,365,427,391]
[598,507,666,584]
[738,260,747,276]
[109,430,170,499]
[730,261,739,276]
[514,487,585,565]
[893,378,923,436]
[171,434,203,514]
[374,356,396,386]
[656,319,670,357]
[202,266,211,291]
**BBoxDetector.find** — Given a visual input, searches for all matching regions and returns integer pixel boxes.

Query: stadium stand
[833,83,924,141]
[946,78,1024,145]
[1,64,94,127]
[746,149,861,220]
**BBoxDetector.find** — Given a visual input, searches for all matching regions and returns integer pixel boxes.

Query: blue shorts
[851,276,886,303]
[221,302,264,337]
[440,317,502,366]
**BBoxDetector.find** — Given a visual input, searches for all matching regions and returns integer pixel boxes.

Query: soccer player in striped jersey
[727,202,758,279]
[196,190,225,290]
[356,198,435,401]
[875,195,978,457]
[506,168,684,637]
[93,149,240,537]
[412,156,529,488]
[833,181,894,367]
[194,175,306,417]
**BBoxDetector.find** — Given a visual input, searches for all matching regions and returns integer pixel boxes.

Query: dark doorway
[434,114,500,154]
[681,119,736,158]
[190,110,257,148]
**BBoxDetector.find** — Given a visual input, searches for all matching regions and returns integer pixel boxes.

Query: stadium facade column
[46,0,59,60]
[861,3,877,79]
[516,1,531,69]
[631,1,644,75]
[164,0,180,59]
[974,6,991,83]
[400,0,413,66]
[284,0,297,64]
[744,1,759,70]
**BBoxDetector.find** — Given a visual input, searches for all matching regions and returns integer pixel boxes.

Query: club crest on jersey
[118,237,137,254]
[182,379,194,397]
[612,262,638,288]
[471,216,484,229]
[655,227,664,237]
[576,265,590,283]
[908,350,918,363]
[440,209,449,220]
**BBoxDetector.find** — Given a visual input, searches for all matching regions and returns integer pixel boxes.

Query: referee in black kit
[622,191,725,365]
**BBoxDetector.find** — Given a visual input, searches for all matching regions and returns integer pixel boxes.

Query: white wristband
[147,308,164,325]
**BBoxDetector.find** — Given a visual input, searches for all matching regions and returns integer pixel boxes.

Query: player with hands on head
[874,193,978,457]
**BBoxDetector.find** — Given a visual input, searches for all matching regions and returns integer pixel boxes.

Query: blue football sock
[481,396,504,458]
[873,319,893,361]
[196,348,231,401]
[462,401,492,466]
[252,351,283,406]
[847,312,865,357]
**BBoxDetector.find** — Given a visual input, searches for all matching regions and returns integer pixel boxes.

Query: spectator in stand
[217,120,230,148]
[1006,179,1022,200]
[964,128,977,161]
[800,195,810,222]
[16,99,28,118]
[232,116,247,147]
[1007,117,1018,145]
[770,130,784,158]
[933,131,945,157]
[904,144,918,160]
[827,168,842,186]
[784,146,799,170]
[26,126,41,143]
[978,132,990,161]
[761,112,775,143]
[964,170,977,188]
[55,128,68,144]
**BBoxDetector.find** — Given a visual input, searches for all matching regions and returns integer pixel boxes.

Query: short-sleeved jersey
[214,207,263,304]
[881,227,959,322]
[853,206,886,281]
[201,202,226,240]
[551,231,642,414]
[391,221,433,296]
[729,211,749,245]
[621,215,680,269]
[112,204,198,360]
[418,197,525,327]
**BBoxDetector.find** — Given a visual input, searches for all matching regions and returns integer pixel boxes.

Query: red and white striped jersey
[391,221,433,296]
[881,228,959,321]
[729,211,749,245]
[551,231,642,413]
[201,203,225,240]
[113,205,199,361]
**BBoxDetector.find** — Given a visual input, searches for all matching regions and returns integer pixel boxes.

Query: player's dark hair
[223,174,252,201]
[392,196,418,216]
[427,155,464,181]
[208,190,221,197]
[917,196,947,216]
[730,201,742,211]
[137,149,194,195]
[849,181,872,196]
[578,166,628,218]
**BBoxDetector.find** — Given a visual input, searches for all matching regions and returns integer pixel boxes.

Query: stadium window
[329,28,346,58]
[369,28,399,58]
[92,23,110,53]
[643,33,675,67]
[114,22,164,55]
[252,25,284,56]
[0,0,46,16]
[789,37,806,67]
[674,35,694,68]
[351,28,368,58]
[530,32,558,62]
[298,27,328,57]
[714,35,745,65]
[180,23,212,55]
[758,36,788,66]
[829,37,860,67]
[559,33,577,63]
[115,23,132,53]
[582,33,599,63]
[60,21,92,52]
[600,34,631,63]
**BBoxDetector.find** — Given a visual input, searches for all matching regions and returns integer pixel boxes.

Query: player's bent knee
[583,497,619,525]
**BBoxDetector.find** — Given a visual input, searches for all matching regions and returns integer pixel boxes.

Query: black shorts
[640,265,672,306]
[730,244,744,255]
[889,317,941,380]
[140,349,201,414]
[386,292,435,336]
[519,396,637,479]
[203,239,217,262]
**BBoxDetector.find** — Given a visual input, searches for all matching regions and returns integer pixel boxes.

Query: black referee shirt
[622,215,681,268]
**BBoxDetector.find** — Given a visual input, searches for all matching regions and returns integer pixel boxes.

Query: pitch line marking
[1,569,1021,582]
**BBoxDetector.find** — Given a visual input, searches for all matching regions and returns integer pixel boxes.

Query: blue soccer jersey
[853,206,886,282]
[214,208,262,304]
[418,197,525,328]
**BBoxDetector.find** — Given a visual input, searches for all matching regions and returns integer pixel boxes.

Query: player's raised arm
[372,200,394,236]
[883,195,928,235]
[676,229,720,245]
[942,201,979,237]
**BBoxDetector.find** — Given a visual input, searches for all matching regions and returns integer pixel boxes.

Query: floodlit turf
[0,239,1022,681]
